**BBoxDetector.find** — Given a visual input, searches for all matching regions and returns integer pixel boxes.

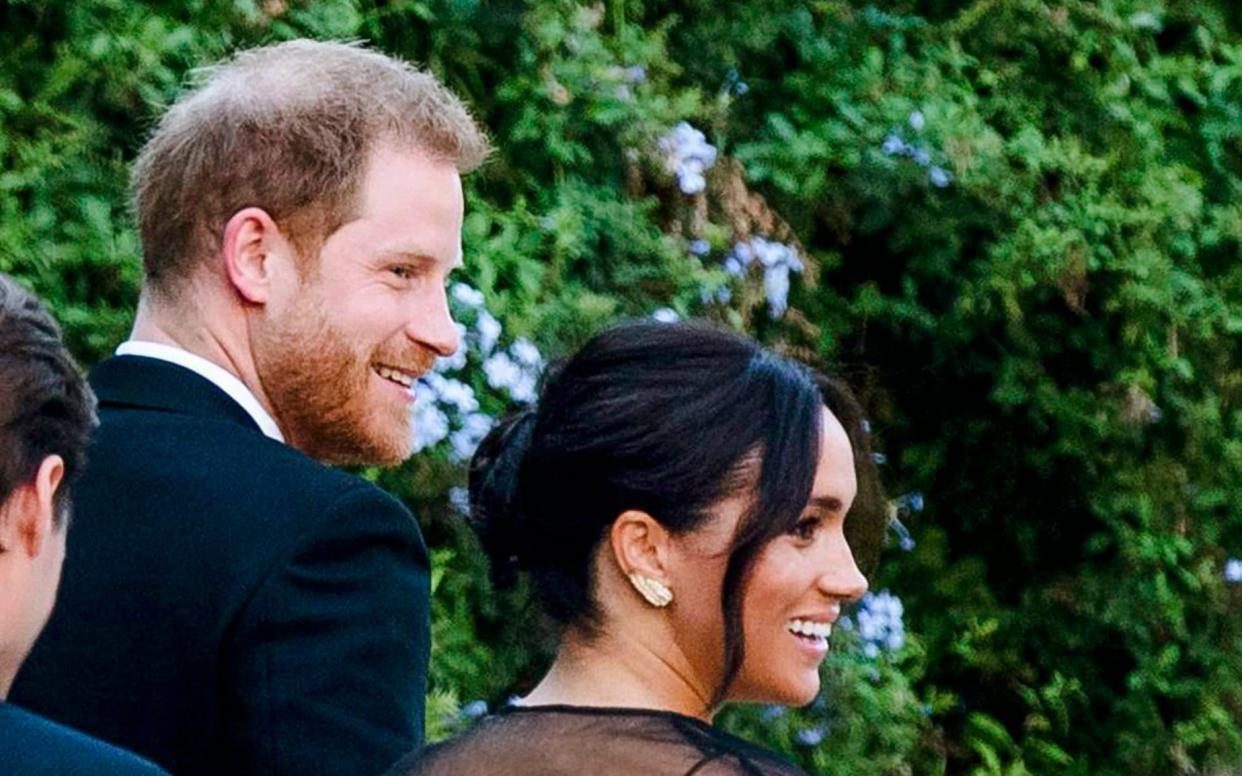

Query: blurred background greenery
[3,1,1241,773]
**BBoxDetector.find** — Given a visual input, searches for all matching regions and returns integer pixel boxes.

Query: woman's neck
[519,629,717,721]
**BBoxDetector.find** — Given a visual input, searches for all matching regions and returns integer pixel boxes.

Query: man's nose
[408,287,461,357]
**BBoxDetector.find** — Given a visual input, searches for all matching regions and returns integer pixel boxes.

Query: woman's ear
[609,510,675,608]
[609,510,671,580]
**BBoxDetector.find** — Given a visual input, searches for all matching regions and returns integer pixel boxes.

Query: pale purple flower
[424,373,479,414]
[510,338,543,368]
[1226,558,1242,583]
[764,262,792,319]
[508,371,539,404]
[476,310,502,355]
[623,65,647,84]
[881,133,907,156]
[897,491,925,513]
[450,412,494,461]
[483,352,522,393]
[724,236,803,318]
[929,166,952,188]
[410,396,450,452]
[721,69,748,97]
[448,486,470,514]
[889,514,916,552]
[760,705,785,721]
[452,283,485,308]
[678,167,706,195]
[852,590,905,656]
[658,122,717,195]
[794,726,826,747]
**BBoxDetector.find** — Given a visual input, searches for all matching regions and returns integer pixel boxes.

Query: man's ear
[0,455,64,559]
[222,207,287,305]
[609,509,672,585]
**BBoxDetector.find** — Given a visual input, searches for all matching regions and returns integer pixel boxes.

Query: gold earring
[628,573,673,608]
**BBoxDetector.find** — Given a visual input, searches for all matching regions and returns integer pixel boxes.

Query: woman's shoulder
[387,705,810,776]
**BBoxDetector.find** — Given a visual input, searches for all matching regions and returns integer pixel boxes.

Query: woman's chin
[735,676,821,708]
[787,680,821,708]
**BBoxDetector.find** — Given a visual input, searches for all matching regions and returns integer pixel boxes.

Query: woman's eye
[791,516,821,542]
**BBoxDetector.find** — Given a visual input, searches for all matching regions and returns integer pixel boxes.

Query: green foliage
[720,627,933,776]
[5,0,1241,773]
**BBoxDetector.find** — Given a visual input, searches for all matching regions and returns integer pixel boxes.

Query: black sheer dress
[386,705,810,776]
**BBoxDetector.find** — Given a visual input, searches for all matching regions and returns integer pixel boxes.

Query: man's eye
[390,265,416,280]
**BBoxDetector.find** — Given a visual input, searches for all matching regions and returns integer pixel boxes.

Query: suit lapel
[90,355,265,435]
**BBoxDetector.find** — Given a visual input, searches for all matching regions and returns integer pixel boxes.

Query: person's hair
[0,274,97,525]
[132,39,491,299]
[469,319,884,705]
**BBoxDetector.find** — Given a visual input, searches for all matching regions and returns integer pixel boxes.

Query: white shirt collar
[114,341,286,443]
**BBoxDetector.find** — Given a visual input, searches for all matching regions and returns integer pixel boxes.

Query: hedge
[3,2,1240,773]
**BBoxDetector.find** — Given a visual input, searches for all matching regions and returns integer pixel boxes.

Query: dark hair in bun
[467,318,882,703]
[467,408,537,588]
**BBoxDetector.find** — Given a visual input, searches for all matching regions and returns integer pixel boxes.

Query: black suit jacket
[12,355,430,776]
[0,702,168,776]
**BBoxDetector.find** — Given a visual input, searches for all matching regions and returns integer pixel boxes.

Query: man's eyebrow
[377,250,459,268]
[808,495,844,512]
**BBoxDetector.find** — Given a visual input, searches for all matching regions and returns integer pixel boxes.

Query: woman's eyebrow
[807,495,844,512]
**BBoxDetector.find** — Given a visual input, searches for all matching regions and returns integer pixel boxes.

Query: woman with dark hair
[389,319,884,776]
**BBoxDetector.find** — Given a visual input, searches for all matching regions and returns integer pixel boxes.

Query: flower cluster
[409,282,545,462]
[460,699,488,720]
[897,491,924,513]
[793,725,827,747]
[1226,557,1242,584]
[448,485,470,515]
[721,68,749,97]
[658,121,717,195]
[722,236,805,318]
[840,590,906,658]
[881,110,953,188]
[608,64,647,101]
[889,491,923,552]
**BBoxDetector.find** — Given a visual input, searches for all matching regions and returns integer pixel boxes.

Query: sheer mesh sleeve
[386,706,809,776]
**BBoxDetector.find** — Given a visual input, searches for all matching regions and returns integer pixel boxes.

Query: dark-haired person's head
[0,273,97,699]
[469,319,882,711]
